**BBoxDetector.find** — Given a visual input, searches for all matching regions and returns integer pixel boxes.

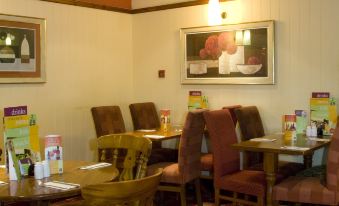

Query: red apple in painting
[199,49,207,59]
[247,56,261,65]
[218,32,234,51]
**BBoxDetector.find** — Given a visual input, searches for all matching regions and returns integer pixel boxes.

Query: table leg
[303,152,314,169]
[263,152,278,206]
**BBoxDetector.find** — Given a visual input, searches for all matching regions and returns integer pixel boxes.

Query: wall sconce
[5,33,11,45]
[208,0,227,26]
[235,30,251,46]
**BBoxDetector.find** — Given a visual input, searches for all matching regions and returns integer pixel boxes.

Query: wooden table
[0,160,118,206]
[231,134,331,206]
[127,128,182,142]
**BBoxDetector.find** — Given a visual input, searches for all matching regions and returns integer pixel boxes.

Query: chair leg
[272,200,279,206]
[258,196,265,206]
[232,192,237,206]
[180,184,187,206]
[194,178,202,206]
[214,187,220,206]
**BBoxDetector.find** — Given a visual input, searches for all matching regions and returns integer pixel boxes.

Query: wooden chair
[234,106,304,178]
[129,102,178,164]
[203,109,266,206]
[80,169,163,206]
[272,126,339,205]
[98,134,152,180]
[147,110,206,206]
[200,105,242,179]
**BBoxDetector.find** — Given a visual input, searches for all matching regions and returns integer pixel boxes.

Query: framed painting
[0,14,46,83]
[180,20,274,84]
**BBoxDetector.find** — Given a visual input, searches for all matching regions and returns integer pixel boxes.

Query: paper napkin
[307,138,330,142]
[250,138,277,142]
[136,129,156,132]
[280,146,309,151]
[79,162,112,170]
[44,181,79,190]
[143,134,165,139]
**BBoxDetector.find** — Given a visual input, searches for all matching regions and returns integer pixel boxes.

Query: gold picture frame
[0,14,46,83]
[180,20,274,85]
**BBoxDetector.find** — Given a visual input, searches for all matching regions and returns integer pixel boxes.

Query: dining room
[0,0,339,205]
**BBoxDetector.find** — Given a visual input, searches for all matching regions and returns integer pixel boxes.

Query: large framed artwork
[0,14,46,83]
[180,20,274,84]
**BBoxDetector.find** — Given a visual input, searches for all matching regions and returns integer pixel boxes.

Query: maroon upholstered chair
[147,110,206,206]
[203,109,266,205]
[272,127,339,205]
[235,106,304,177]
[91,106,126,136]
[200,105,242,179]
[129,102,178,164]
[91,106,127,161]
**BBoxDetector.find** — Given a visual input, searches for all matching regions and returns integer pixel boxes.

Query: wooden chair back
[91,106,126,137]
[98,134,152,181]
[81,169,163,206]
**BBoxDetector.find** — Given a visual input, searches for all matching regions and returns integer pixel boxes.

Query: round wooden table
[0,160,118,205]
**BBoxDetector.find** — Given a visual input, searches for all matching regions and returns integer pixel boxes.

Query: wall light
[208,0,226,26]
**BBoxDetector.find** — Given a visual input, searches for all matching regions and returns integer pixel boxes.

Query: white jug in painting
[229,45,244,72]
[218,51,230,74]
[21,35,30,63]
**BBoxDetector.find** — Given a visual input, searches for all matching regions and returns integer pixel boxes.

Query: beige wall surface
[0,0,134,162]
[132,0,339,164]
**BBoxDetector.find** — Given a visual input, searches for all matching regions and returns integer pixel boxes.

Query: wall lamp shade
[208,0,222,26]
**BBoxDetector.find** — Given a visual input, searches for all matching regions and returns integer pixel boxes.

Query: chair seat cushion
[248,161,305,182]
[148,148,178,165]
[200,153,213,171]
[147,162,182,184]
[272,176,335,205]
[217,170,266,197]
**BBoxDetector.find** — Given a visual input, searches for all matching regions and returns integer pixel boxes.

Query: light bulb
[243,30,251,45]
[208,0,222,26]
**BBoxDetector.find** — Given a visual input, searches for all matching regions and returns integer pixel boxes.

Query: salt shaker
[311,125,318,137]
[306,126,312,137]
[42,160,50,178]
[34,162,44,180]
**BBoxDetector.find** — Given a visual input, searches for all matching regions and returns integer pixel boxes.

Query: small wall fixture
[208,0,226,26]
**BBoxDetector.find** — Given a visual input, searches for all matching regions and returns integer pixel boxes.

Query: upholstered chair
[272,126,339,205]
[147,110,206,206]
[200,105,242,179]
[235,106,304,177]
[129,102,178,164]
[203,109,266,206]
[91,106,126,136]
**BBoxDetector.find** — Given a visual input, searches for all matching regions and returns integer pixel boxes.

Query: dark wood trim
[39,0,132,14]
[39,0,231,14]
[131,0,229,14]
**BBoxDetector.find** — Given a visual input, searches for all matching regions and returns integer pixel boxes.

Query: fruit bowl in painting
[236,64,262,74]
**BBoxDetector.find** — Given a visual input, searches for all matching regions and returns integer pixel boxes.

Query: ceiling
[40,0,228,14]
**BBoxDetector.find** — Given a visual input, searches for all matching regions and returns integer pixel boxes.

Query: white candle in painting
[21,35,30,63]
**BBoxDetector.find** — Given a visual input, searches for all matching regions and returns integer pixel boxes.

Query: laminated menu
[160,109,171,132]
[310,95,337,135]
[3,106,41,175]
[45,135,63,174]
[188,91,208,111]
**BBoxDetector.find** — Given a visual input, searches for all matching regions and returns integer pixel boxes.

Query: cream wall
[0,0,134,162]
[132,0,339,164]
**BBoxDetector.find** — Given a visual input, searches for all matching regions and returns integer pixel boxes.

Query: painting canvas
[180,20,274,84]
[0,14,46,83]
